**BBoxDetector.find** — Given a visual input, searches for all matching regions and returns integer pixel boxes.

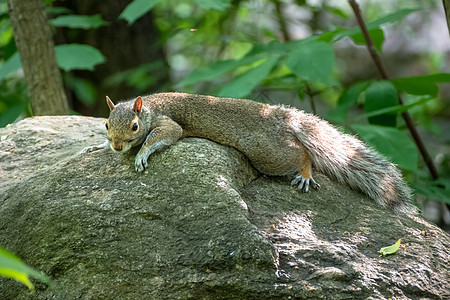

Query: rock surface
[0,116,449,299]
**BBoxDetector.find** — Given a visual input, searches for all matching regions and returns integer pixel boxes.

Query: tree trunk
[54,0,170,117]
[444,0,450,36]
[7,0,69,115]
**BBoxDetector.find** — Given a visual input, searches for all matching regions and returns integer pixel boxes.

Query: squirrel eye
[132,122,138,131]
[105,122,109,130]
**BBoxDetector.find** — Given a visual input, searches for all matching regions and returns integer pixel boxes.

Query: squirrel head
[105,96,147,153]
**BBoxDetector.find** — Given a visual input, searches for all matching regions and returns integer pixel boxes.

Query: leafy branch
[348,0,440,182]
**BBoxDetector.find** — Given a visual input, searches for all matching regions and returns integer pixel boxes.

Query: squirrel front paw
[80,141,109,154]
[135,152,149,172]
[291,175,320,192]
[80,146,96,154]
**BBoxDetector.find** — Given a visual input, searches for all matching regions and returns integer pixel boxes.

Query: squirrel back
[97,93,415,214]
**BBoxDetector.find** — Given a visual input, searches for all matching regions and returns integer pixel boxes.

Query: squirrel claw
[80,146,96,154]
[80,141,110,154]
[135,153,149,172]
[291,175,320,192]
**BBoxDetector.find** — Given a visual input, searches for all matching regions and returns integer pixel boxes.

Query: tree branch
[348,0,439,181]
[272,0,290,42]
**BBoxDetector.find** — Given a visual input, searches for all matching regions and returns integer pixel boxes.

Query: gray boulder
[0,116,449,299]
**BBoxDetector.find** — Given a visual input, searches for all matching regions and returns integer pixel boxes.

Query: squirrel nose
[112,143,123,152]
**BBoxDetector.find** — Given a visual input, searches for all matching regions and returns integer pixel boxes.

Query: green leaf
[339,82,370,107]
[0,44,105,78]
[351,124,418,172]
[0,24,14,50]
[391,73,450,96]
[330,9,419,42]
[218,56,279,98]
[0,247,51,290]
[0,267,34,290]
[119,0,160,25]
[357,97,433,120]
[0,52,21,80]
[378,239,401,256]
[0,98,27,127]
[1,33,17,60]
[177,41,287,88]
[64,75,98,106]
[414,109,442,136]
[45,7,73,15]
[50,14,109,29]
[55,44,105,71]
[324,5,349,19]
[194,0,231,11]
[245,40,288,57]
[104,62,163,91]
[364,81,398,127]
[413,183,450,204]
[350,28,385,52]
[285,41,335,85]
[369,8,419,27]
[177,55,261,86]
[327,81,369,123]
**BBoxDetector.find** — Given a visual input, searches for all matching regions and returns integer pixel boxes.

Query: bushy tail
[288,109,416,214]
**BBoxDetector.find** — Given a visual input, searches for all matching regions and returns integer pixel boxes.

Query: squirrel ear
[106,96,115,111]
[133,96,143,114]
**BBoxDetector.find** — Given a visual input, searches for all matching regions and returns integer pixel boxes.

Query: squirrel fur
[82,92,415,213]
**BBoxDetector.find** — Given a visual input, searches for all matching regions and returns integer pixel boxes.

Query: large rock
[0,116,449,299]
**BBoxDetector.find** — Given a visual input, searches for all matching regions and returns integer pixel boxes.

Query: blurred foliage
[0,0,449,206]
[49,14,109,29]
[0,246,51,290]
[0,76,28,127]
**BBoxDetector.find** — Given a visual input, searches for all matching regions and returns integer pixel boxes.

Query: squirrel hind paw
[291,175,320,192]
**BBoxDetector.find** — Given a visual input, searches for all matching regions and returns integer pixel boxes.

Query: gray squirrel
[82,92,415,214]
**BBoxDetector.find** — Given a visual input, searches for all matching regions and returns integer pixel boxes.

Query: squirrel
[82,92,415,214]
